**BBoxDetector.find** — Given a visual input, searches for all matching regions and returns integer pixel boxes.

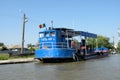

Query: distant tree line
[87,35,114,49]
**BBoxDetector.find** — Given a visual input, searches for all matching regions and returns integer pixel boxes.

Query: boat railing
[40,42,68,49]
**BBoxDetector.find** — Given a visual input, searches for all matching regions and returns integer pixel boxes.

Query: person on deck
[71,39,76,48]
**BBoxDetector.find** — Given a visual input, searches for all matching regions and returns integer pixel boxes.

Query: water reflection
[0,54,120,80]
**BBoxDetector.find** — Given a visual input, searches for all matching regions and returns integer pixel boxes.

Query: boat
[35,26,108,62]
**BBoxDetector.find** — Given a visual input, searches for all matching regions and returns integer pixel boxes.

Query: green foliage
[87,35,113,49]
[0,42,8,51]
[97,35,112,48]
[87,38,96,48]
[0,53,34,60]
[117,42,120,52]
[29,47,35,51]
[27,43,36,51]
[0,42,4,46]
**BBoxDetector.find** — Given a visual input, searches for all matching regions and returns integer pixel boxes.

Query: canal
[0,54,120,80]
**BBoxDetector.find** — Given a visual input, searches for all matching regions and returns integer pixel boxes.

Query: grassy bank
[0,53,34,60]
[0,54,9,60]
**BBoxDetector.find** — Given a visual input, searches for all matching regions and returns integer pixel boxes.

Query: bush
[29,47,35,51]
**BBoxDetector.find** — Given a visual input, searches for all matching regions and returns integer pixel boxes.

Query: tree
[87,38,96,48]
[87,35,113,49]
[117,41,120,52]
[27,44,32,48]
[27,43,36,51]
[97,35,111,48]
[0,42,4,46]
[0,42,8,51]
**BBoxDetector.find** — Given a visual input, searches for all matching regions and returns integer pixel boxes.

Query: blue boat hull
[35,48,76,60]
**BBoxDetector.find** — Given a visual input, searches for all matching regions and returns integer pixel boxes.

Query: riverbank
[0,58,35,65]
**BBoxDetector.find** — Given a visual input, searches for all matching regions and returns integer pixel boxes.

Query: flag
[39,23,46,28]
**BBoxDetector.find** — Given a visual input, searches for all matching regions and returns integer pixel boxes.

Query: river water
[0,54,120,80]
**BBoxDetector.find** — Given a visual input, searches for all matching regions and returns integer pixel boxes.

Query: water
[0,54,120,80]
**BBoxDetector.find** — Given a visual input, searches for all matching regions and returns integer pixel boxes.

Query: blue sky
[0,0,120,46]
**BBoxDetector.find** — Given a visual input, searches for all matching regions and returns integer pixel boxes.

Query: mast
[51,20,53,29]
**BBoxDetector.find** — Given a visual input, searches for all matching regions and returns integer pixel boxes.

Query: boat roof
[53,28,81,37]
[53,28,97,38]
[53,28,73,31]
[40,27,97,38]
[80,31,97,38]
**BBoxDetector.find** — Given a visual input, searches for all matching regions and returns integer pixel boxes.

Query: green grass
[0,53,34,60]
[0,54,9,60]
[9,55,34,59]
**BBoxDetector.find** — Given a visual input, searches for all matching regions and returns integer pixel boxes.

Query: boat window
[45,32,49,37]
[39,33,44,38]
[58,31,61,38]
[50,32,55,37]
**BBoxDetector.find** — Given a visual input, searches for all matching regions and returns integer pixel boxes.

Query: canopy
[53,28,97,38]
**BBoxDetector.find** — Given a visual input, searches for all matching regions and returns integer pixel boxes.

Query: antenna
[51,20,53,29]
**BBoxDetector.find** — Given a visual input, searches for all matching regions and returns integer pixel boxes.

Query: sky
[0,0,120,46]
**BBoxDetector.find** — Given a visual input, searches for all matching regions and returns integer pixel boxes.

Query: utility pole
[113,36,114,49]
[21,13,27,54]
[96,38,98,48]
